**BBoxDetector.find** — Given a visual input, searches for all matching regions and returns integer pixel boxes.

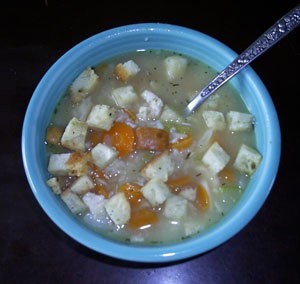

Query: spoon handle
[185,4,300,115]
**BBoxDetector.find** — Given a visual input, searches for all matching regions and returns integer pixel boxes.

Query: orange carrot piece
[196,184,210,211]
[166,175,194,192]
[170,134,193,151]
[128,208,159,230]
[106,122,135,157]
[118,182,143,207]
[135,126,169,151]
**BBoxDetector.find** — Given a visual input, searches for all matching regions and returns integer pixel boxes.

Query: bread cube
[105,192,131,226]
[46,177,62,194]
[61,117,88,151]
[233,144,262,175]
[48,153,71,176]
[226,111,254,132]
[91,143,118,169]
[61,189,87,215]
[112,85,139,107]
[201,142,230,173]
[141,151,175,182]
[114,60,140,82]
[66,152,90,176]
[164,55,188,81]
[86,104,116,130]
[69,67,99,103]
[141,178,171,207]
[140,90,164,119]
[163,195,188,219]
[202,110,226,130]
[70,175,94,194]
[82,192,107,218]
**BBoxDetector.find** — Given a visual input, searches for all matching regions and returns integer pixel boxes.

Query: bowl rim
[21,22,281,263]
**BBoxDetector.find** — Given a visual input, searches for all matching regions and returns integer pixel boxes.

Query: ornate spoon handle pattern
[185,4,300,115]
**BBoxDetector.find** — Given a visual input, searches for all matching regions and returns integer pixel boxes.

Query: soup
[45,50,262,245]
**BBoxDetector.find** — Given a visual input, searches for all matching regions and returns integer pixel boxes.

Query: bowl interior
[22,23,281,263]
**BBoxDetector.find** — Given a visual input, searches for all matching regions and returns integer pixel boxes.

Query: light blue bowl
[21,23,281,263]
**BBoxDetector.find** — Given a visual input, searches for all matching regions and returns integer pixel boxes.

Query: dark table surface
[1,1,299,283]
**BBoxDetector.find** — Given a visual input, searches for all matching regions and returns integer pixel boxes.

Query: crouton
[61,189,87,215]
[164,55,188,81]
[86,104,116,131]
[141,151,175,182]
[48,153,71,176]
[46,177,62,194]
[61,117,88,152]
[163,195,188,219]
[105,192,131,226]
[70,175,94,194]
[202,110,226,130]
[66,152,91,176]
[233,144,262,175]
[139,90,164,119]
[135,126,169,151]
[91,143,118,169]
[201,142,230,174]
[141,178,171,207]
[69,67,99,103]
[45,125,64,145]
[114,60,140,82]
[226,111,254,132]
[112,85,139,108]
[82,192,107,218]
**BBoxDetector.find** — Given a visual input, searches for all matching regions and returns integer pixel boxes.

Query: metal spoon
[184,4,300,116]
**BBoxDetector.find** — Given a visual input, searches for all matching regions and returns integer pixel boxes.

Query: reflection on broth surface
[45,50,262,245]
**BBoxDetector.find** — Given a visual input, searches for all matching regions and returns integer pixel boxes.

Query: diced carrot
[92,183,109,199]
[45,125,64,145]
[86,128,104,148]
[135,126,169,151]
[123,108,137,121]
[118,182,143,207]
[170,134,193,151]
[89,163,106,181]
[218,167,235,184]
[105,122,135,157]
[166,175,193,192]
[196,184,210,211]
[128,208,159,230]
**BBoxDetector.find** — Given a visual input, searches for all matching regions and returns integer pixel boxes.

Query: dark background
[1,1,299,283]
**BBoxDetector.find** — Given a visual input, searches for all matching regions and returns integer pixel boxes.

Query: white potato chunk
[46,177,61,194]
[233,144,262,175]
[82,192,107,218]
[112,85,139,107]
[141,151,175,182]
[114,60,140,82]
[48,153,71,176]
[86,104,116,130]
[226,111,254,132]
[201,142,230,173]
[163,195,188,219]
[105,192,130,226]
[202,110,226,130]
[70,175,94,194]
[91,143,118,169]
[141,178,171,207]
[164,55,188,81]
[61,117,88,151]
[69,67,99,103]
[61,189,87,215]
[72,97,93,121]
